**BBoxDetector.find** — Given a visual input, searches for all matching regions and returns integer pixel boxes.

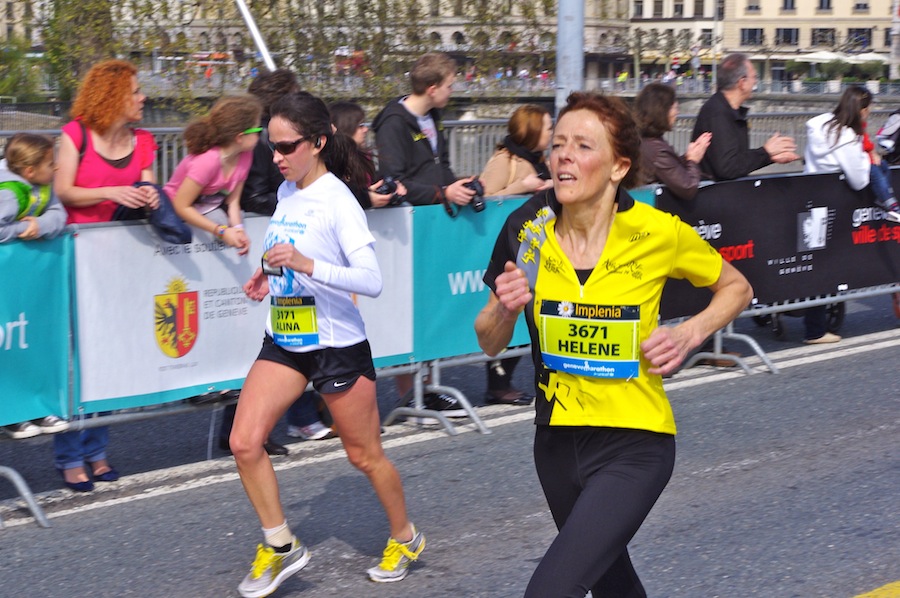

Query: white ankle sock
[262,520,293,548]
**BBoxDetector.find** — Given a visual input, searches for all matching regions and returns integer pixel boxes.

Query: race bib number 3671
[538,300,640,379]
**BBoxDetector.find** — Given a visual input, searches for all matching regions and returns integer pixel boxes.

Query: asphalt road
[1,297,898,598]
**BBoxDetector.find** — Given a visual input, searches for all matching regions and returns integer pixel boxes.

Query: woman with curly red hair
[55,59,164,224]
[52,59,178,492]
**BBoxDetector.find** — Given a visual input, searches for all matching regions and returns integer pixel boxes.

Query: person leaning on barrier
[230,92,424,597]
[635,82,711,201]
[0,133,70,440]
[691,53,800,181]
[371,51,472,417]
[802,85,900,342]
[55,59,189,246]
[477,104,554,406]
[164,95,261,256]
[475,91,753,596]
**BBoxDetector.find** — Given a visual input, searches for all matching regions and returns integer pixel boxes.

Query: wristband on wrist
[231,223,244,230]
[215,225,227,239]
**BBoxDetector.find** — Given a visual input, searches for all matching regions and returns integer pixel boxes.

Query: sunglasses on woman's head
[268,137,307,155]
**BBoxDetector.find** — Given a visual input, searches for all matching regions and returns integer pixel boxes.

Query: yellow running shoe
[366,524,426,582]
[237,538,310,598]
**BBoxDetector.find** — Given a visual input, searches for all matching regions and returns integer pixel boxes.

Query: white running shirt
[264,172,380,352]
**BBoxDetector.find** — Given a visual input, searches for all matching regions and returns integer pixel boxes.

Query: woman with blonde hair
[165,95,263,255]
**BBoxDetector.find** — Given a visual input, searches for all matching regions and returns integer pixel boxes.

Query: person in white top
[805,85,900,223]
[229,92,425,598]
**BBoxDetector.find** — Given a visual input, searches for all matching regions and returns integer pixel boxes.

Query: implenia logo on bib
[154,277,199,358]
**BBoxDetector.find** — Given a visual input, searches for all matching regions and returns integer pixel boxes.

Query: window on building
[700,28,712,46]
[811,28,836,46]
[634,0,643,17]
[740,28,764,46]
[717,0,724,18]
[694,0,704,17]
[847,28,872,49]
[453,0,462,16]
[782,0,795,9]
[674,1,683,17]
[886,29,892,48]
[852,2,868,10]
[653,0,663,17]
[430,0,439,17]
[747,2,760,12]
[818,0,832,8]
[775,28,799,46]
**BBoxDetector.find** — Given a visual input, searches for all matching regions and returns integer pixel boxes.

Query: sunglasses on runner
[267,137,307,155]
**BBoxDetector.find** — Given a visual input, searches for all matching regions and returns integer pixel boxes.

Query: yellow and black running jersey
[483,188,722,434]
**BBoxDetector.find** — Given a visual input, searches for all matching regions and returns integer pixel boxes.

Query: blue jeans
[54,424,109,470]
[287,391,321,428]
[219,391,320,440]
[869,160,895,204]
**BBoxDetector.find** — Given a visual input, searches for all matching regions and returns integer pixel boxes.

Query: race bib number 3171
[538,300,640,379]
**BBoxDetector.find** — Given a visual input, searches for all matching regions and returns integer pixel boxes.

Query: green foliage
[855,61,884,81]
[819,59,850,80]
[0,37,44,101]
[784,60,809,78]
[43,0,118,100]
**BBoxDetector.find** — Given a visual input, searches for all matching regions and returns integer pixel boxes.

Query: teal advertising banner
[0,235,72,425]
[411,197,531,362]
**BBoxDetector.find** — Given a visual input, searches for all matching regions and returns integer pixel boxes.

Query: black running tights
[525,426,676,598]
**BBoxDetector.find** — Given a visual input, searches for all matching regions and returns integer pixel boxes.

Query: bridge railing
[5,111,893,183]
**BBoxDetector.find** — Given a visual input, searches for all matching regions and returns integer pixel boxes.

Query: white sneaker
[36,416,69,434]
[3,422,41,439]
[286,421,334,441]
[237,538,310,598]
[367,524,426,583]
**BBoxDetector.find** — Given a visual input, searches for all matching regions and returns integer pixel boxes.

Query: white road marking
[2,328,898,528]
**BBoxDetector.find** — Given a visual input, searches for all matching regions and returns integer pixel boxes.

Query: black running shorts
[256,336,376,394]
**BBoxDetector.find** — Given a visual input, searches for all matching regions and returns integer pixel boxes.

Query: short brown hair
[71,60,139,135]
[634,83,676,138]
[247,68,300,119]
[409,52,456,95]
[557,91,642,189]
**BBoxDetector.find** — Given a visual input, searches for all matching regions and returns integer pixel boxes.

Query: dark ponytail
[270,92,371,191]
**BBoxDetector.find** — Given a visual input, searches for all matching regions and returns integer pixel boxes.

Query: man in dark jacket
[691,53,799,181]
[372,52,476,207]
[239,69,301,216]
[371,52,473,417]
